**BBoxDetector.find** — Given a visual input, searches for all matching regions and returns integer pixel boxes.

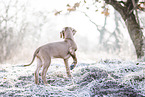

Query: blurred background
[1,0,145,64]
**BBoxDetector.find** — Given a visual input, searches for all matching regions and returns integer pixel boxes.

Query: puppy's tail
[23,48,40,67]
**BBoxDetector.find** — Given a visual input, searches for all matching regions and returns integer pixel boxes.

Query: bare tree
[0,0,27,63]
[81,10,124,54]
[66,0,145,59]
[103,0,145,59]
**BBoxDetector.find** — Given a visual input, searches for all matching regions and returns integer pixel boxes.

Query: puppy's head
[60,27,76,39]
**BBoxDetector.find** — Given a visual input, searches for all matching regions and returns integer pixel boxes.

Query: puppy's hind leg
[35,57,42,85]
[41,59,51,85]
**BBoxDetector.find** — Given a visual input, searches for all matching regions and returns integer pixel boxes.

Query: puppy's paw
[70,64,75,70]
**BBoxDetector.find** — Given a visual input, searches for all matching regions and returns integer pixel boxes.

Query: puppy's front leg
[70,52,77,70]
[69,47,77,70]
[64,59,71,77]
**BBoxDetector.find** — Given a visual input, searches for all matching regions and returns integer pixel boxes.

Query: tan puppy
[24,27,77,85]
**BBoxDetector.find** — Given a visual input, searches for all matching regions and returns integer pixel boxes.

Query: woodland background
[0,0,145,64]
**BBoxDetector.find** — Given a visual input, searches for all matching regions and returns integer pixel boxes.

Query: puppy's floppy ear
[60,32,63,38]
[73,29,77,32]
[72,28,77,35]
[60,31,64,39]
[60,27,68,39]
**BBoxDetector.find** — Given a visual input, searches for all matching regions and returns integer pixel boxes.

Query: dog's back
[39,41,70,59]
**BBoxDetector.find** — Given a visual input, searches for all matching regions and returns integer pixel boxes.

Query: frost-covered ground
[0,60,145,97]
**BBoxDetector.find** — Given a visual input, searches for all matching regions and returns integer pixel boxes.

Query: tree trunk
[105,0,144,59]
[124,13,144,58]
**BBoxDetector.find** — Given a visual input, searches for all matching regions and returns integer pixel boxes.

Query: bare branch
[104,0,125,18]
